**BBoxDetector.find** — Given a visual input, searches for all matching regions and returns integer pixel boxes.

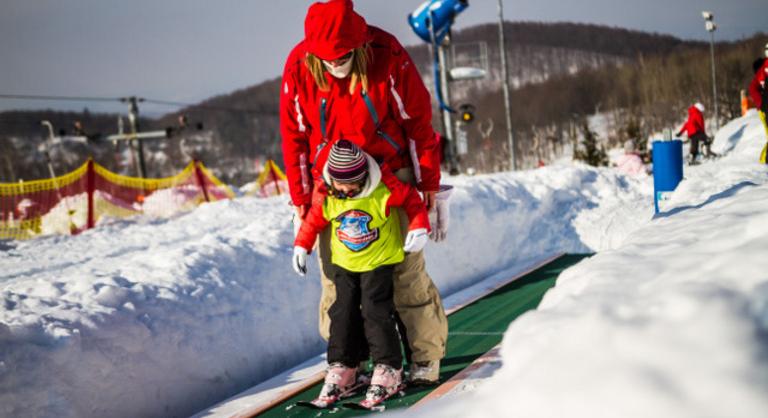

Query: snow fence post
[86,158,95,230]
[652,139,683,214]
[193,160,211,203]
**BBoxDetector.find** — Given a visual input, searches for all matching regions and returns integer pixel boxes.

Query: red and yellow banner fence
[0,159,234,240]
[247,159,288,198]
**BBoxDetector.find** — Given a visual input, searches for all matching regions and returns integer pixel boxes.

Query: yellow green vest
[323,182,404,272]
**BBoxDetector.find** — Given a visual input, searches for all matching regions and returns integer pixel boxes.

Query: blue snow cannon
[652,139,683,214]
[408,0,469,44]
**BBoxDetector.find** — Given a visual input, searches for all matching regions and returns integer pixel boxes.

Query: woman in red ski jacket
[279,0,447,384]
[280,5,440,212]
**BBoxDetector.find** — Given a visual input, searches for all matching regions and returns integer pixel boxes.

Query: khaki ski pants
[316,168,448,362]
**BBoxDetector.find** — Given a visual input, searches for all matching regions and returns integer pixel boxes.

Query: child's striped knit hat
[327,139,368,183]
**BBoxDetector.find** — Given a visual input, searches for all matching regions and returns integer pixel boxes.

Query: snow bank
[0,154,651,416]
[392,111,768,418]
[1,198,323,418]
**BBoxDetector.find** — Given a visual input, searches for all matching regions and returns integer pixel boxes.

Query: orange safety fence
[741,89,750,116]
[0,159,234,240]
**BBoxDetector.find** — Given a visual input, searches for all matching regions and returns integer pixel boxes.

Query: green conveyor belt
[258,254,591,417]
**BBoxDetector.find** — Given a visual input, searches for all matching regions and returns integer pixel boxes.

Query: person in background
[292,140,430,406]
[280,0,448,384]
[750,43,768,164]
[614,140,647,177]
[676,102,711,164]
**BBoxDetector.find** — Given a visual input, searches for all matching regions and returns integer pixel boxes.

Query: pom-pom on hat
[327,139,368,183]
[304,0,370,61]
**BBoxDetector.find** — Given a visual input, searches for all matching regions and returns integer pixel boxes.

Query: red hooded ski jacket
[280,21,440,208]
[749,59,768,111]
[677,105,706,137]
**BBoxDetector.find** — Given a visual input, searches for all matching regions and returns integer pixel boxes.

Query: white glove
[292,246,308,276]
[429,185,453,242]
[403,228,429,253]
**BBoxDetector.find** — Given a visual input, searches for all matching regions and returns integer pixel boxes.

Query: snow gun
[408,0,469,112]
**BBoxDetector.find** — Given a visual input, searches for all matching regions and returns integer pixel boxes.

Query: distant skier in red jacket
[280,0,448,384]
[749,52,768,163]
[677,102,712,163]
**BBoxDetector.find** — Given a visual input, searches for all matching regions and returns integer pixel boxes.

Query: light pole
[497,0,515,170]
[702,11,718,131]
[40,121,59,182]
[39,121,85,232]
[121,96,148,178]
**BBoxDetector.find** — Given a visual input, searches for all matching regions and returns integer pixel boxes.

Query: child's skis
[342,383,406,411]
[295,374,370,409]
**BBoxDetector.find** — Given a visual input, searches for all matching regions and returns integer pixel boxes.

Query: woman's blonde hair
[305,45,370,94]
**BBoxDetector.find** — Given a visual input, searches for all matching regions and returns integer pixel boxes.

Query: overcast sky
[1,0,765,116]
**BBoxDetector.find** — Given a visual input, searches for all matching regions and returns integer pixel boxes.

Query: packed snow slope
[1,110,763,418]
[390,111,768,418]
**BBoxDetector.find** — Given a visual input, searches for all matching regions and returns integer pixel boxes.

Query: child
[292,139,430,407]
[614,140,647,177]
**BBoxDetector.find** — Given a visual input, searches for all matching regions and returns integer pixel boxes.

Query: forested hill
[455,21,696,56]
[409,21,703,89]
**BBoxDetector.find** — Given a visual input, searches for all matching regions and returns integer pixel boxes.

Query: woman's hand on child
[403,228,429,253]
[293,246,308,276]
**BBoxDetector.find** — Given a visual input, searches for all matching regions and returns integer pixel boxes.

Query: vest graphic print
[335,209,379,252]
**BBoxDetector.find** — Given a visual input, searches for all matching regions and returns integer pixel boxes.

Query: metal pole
[40,121,59,182]
[40,120,75,233]
[709,31,719,131]
[437,42,458,174]
[126,96,147,178]
[497,0,516,170]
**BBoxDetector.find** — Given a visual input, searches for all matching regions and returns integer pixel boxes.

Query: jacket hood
[689,105,702,116]
[304,0,370,60]
[323,153,381,199]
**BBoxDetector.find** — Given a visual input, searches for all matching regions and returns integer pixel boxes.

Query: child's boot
[316,362,357,405]
[361,364,402,407]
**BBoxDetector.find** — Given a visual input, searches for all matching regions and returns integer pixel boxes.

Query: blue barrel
[652,139,683,214]
[408,0,469,44]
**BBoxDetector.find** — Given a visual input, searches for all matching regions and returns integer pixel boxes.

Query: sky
[0,0,765,116]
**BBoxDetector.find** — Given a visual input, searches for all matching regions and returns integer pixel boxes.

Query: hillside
[411,21,700,96]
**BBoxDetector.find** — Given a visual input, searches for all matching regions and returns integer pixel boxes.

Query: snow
[1,111,767,418]
[389,110,768,417]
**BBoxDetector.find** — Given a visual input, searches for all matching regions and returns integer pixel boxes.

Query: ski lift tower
[702,11,719,131]
[105,97,203,178]
[409,0,483,175]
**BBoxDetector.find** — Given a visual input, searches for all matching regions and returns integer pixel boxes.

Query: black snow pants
[690,131,707,160]
[327,263,403,370]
